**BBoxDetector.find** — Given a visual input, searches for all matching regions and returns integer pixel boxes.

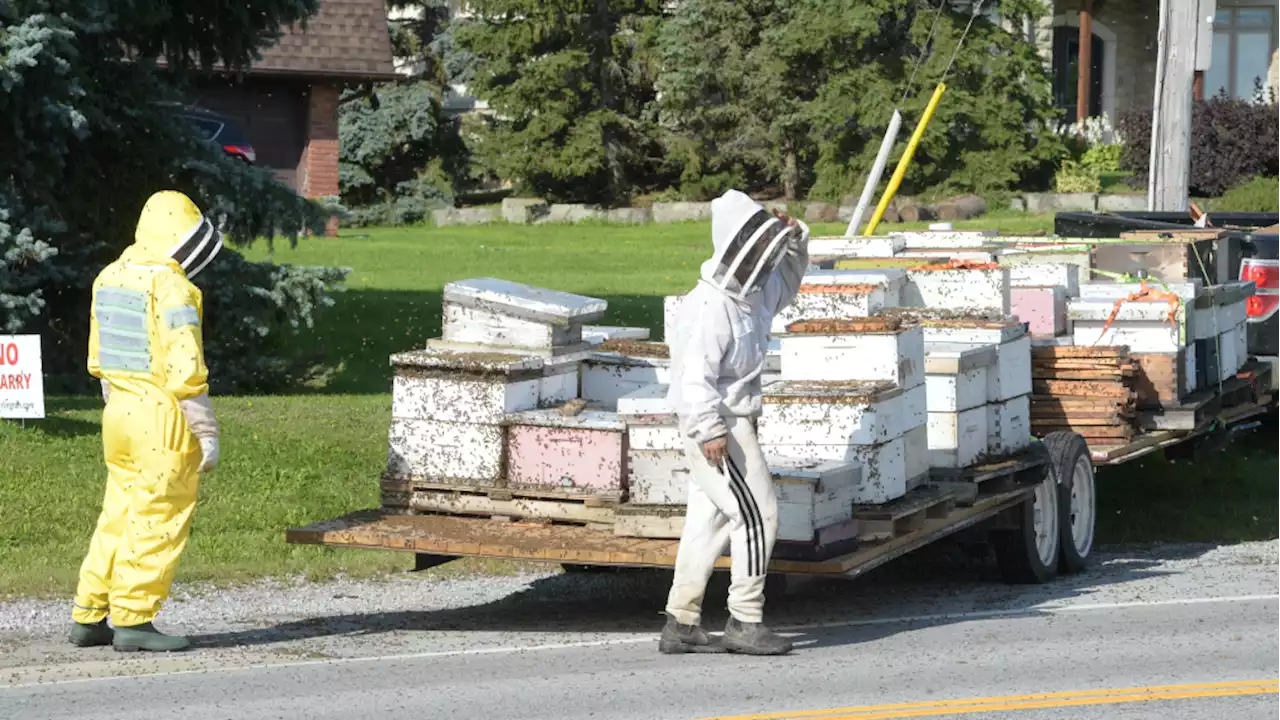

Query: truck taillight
[1240,258,1279,320]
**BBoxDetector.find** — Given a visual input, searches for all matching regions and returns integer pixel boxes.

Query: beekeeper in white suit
[661,189,809,656]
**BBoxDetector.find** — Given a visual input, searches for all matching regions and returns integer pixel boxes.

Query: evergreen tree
[657,0,1065,201]
[454,0,670,205]
[1,0,338,390]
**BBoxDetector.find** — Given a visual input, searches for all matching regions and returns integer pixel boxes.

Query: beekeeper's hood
[124,190,223,279]
[700,189,797,300]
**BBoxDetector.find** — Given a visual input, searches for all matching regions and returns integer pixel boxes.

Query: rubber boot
[658,614,726,654]
[68,620,113,648]
[722,617,793,656]
[112,622,191,653]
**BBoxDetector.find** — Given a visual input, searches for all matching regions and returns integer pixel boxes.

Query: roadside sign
[0,335,45,419]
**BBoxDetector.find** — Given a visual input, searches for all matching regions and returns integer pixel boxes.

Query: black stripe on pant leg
[724,471,759,576]
[727,456,767,577]
[726,456,765,577]
[724,456,762,576]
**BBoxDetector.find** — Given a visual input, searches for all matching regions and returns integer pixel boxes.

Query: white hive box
[772,281,898,334]
[779,319,925,389]
[759,380,906,447]
[903,424,930,489]
[581,345,671,410]
[903,265,1012,315]
[761,429,907,505]
[389,349,544,425]
[539,354,582,406]
[808,236,906,257]
[618,385,690,505]
[927,406,989,468]
[769,457,860,542]
[903,383,926,431]
[440,277,607,351]
[1006,262,1080,296]
[386,418,505,484]
[1189,283,1252,341]
[986,395,1031,456]
[583,325,651,344]
[982,335,1032,402]
[1069,301,1190,352]
[896,249,1002,264]
[800,269,909,293]
[890,230,998,249]
[924,343,997,412]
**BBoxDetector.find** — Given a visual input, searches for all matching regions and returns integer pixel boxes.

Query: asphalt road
[2,541,1276,720]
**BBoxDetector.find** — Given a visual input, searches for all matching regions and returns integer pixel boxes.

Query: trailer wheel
[1045,432,1095,574]
[991,464,1061,584]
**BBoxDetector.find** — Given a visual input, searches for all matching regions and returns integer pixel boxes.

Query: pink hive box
[1011,286,1067,337]
[505,409,626,500]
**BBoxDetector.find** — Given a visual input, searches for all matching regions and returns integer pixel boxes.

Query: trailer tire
[991,464,1061,584]
[1045,432,1095,574]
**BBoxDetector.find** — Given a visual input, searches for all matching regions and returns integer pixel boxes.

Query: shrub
[1117,91,1279,196]
[1210,176,1280,213]
[1054,160,1102,193]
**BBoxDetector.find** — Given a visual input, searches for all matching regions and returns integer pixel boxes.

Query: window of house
[1204,6,1278,101]
[1051,27,1104,121]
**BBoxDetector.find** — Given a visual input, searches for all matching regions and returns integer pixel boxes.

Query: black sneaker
[658,614,726,654]
[722,617,793,656]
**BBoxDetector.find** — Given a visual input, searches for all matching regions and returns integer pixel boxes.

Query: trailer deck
[287,451,1046,579]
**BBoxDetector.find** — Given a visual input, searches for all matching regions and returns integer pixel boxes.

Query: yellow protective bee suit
[72,190,223,629]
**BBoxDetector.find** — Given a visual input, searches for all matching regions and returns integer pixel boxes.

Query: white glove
[198,435,220,473]
[179,394,220,473]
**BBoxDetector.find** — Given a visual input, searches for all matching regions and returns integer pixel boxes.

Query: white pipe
[845,109,903,237]
[1147,0,1169,212]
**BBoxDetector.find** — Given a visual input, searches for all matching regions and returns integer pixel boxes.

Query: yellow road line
[702,680,1279,720]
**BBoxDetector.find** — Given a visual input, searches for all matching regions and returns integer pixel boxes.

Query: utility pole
[1147,0,1198,211]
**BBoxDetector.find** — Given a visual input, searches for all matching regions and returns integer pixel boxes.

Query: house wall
[1039,0,1279,121]
[1037,0,1158,122]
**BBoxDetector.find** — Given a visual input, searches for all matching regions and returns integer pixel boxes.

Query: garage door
[184,79,308,190]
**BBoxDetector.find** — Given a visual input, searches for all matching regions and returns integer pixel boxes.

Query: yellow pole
[863,82,947,237]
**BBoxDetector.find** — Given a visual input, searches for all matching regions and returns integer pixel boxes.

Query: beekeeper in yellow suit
[69,190,223,653]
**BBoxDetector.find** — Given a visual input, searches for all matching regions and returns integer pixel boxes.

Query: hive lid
[506,408,625,431]
[443,278,608,325]
[877,307,1018,329]
[802,269,907,287]
[784,317,905,335]
[924,342,998,374]
[762,379,902,404]
[766,455,862,484]
[390,347,544,374]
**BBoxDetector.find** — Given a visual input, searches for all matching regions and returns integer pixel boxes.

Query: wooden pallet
[852,484,964,542]
[381,479,619,525]
[927,447,1049,490]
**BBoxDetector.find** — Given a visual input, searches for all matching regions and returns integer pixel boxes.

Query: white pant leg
[665,480,730,626]
[665,416,778,625]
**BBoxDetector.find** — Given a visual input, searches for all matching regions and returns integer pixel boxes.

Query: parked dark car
[171,106,257,164]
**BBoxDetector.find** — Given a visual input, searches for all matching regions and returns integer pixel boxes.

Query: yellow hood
[123,190,223,279]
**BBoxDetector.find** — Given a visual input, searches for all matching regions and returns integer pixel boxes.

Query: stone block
[606,207,652,224]
[652,202,713,224]
[804,202,840,223]
[502,198,549,224]
[1023,193,1098,213]
[433,207,499,227]
[1097,194,1148,212]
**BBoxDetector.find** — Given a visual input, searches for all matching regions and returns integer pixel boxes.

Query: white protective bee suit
[665,189,809,626]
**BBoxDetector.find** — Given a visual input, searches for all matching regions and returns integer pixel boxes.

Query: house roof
[250,0,398,81]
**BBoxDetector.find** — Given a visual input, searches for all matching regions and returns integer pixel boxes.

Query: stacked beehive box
[385,349,543,497]
[616,384,688,506]
[880,309,1032,463]
[923,344,997,467]
[1028,346,1137,445]
[770,269,908,335]
[1000,243,1089,340]
[580,340,671,410]
[764,316,927,502]
[901,261,1012,316]
[427,277,609,405]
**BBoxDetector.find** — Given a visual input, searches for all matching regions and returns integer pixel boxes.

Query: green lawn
[3,213,1274,599]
